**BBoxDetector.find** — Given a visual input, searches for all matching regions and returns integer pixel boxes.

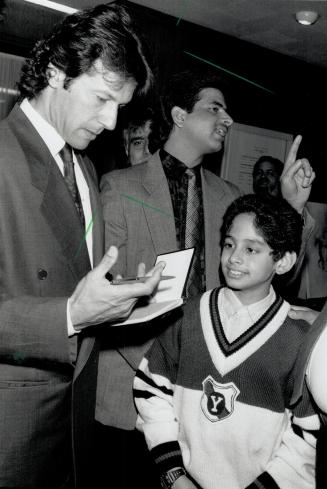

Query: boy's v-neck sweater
[134,287,319,489]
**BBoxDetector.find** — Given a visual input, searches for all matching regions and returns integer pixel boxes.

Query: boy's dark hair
[18,3,152,99]
[162,70,228,132]
[253,156,284,177]
[220,194,303,260]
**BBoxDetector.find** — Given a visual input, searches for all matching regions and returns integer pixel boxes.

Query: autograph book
[112,248,194,325]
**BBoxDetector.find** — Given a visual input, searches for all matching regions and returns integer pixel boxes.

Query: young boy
[133,194,320,489]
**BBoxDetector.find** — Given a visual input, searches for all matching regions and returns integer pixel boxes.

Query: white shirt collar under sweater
[200,287,289,375]
[220,287,276,343]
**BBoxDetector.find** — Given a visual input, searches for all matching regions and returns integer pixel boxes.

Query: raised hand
[280,135,315,213]
[70,246,165,329]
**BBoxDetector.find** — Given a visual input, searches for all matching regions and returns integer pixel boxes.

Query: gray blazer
[0,105,104,487]
[96,151,240,429]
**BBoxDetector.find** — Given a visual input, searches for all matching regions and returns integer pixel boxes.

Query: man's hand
[288,305,319,324]
[280,135,315,214]
[70,246,165,329]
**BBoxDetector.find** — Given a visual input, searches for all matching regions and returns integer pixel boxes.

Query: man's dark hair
[18,3,153,99]
[253,156,284,177]
[123,105,155,133]
[162,70,228,132]
[122,104,165,154]
[220,194,302,260]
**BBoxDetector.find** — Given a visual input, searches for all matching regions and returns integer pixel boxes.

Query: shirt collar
[20,98,65,157]
[222,286,276,321]
[160,148,201,179]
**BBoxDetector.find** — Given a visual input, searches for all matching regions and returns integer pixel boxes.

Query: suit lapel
[41,162,91,281]
[139,151,177,254]
[8,105,91,281]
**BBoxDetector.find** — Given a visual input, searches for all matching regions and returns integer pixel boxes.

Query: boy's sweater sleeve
[133,317,185,475]
[246,381,320,489]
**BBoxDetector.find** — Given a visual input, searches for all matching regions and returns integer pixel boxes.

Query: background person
[252,155,284,198]
[123,106,158,165]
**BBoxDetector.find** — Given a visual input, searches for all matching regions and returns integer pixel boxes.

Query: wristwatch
[160,467,186,489]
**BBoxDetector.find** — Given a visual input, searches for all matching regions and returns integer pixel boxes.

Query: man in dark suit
[0,4,164,488]
[97,70,316,488]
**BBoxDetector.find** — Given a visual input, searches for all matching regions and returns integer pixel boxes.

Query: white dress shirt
[219,286,276,343]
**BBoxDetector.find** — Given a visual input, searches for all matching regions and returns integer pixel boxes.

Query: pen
[111,275,175,285]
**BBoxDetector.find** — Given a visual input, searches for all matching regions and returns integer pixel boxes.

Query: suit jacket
[96,151,240,429]
[0,105,104,487]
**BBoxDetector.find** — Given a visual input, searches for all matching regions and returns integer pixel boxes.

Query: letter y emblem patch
[201,376,240,422]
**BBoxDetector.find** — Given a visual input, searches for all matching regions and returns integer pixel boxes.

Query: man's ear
[46,63,66,88]
[275,251,297,275]
[171,106,187,128]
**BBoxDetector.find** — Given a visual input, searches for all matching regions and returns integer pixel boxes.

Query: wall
[0,0,326,201]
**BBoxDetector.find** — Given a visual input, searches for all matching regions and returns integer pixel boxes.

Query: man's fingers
[282,158,303,179]
[302,170,315,188]
[137,262,146,277]
[145,261,166,277]
[282,158,315,189]
[93,245,118,279]
[114,261,166,299]
[300,159,315,181]
[135,261,165,294]
[140,262,165,292]
[308,170,316,186]
[284,135,302,169]
[301,158,310,175]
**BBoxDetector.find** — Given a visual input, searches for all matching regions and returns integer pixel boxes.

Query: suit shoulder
[100,163,144,187]
[0,121,25,172]
[220,176,241,196]
[203,168,241,196]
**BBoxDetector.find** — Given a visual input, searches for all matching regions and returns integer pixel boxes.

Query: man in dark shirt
[96,70,315,488]
[252,155,284,198]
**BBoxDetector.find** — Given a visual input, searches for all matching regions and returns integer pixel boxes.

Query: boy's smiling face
[221,212,280,305]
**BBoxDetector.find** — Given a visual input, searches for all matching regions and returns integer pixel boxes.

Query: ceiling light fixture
[24,0,78,14]
[295,10,319,26]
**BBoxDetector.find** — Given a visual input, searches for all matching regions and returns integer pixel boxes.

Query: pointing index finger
[284,135,302,170]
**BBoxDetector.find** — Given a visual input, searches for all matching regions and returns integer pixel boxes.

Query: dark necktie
[185,168,202,297]
[59,144,85,227]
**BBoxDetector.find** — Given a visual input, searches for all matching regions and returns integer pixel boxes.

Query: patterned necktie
[185,168,202,297]
[59,144,85,228]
